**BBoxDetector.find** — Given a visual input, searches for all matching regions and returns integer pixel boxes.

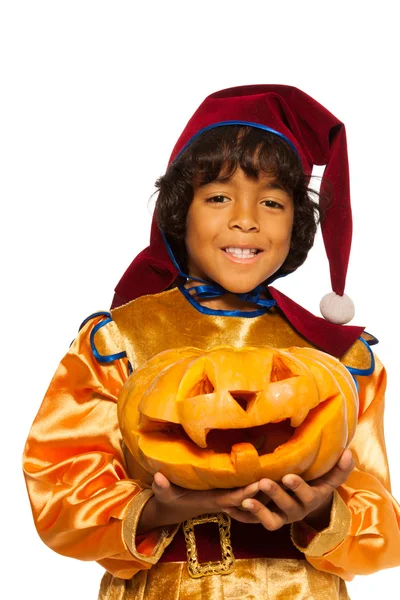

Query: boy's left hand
[223,449,355,531]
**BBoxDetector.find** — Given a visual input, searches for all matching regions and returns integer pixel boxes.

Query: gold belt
[182,512,236,578]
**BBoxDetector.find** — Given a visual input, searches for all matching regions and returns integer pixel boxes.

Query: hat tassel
[320,292,355,325]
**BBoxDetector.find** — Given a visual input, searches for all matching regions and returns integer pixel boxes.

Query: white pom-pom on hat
[320,292,355,325]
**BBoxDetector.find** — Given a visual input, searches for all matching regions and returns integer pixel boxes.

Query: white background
[1,1,399,598]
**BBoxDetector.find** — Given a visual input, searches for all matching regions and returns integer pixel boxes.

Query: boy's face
[185,168,294,294]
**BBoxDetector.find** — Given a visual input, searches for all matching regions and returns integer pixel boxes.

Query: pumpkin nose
[229,391,258,412]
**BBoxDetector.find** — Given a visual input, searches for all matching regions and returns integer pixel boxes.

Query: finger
[237,480,260,499]
[311,449,355,492]
[152,472,175,500]
[153,472,170,489]
[237,483,273,505]
[253,490,272,506]
[241,498,287,531]
[258,479,305,522]
[337,449,355,472]
[215,481,260,508]
[223,506,260,524]
[281,475,320,509]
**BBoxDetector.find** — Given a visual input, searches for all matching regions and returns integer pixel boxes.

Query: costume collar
[113,226,364,357]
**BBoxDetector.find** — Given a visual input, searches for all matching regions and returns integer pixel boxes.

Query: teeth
[225,247,259,258]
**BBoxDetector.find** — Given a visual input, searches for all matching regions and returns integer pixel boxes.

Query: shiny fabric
[22,315,168,579]
[98,558,350,600]
[23,287,400,599]
[108,287,371,371]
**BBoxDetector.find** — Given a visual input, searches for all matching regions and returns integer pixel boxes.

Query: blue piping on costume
[79,311,111,331]
[346,336,376,377]
[174,121,300,162]
[70,311,113,348]
[76,312,128,364]
[178,284,269,318]
[161,231,277,316]
[90,317,127,364]
[345,336,376,391]
[363,330,379,346]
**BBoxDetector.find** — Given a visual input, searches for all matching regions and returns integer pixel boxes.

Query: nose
[228,200,260,232]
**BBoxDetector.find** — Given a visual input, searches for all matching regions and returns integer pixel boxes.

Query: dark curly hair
[154,125,324,283]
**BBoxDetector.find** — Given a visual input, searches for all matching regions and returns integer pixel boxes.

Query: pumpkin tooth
[181,423,209,448]
[290,408,311,427]
[231,442,261,477]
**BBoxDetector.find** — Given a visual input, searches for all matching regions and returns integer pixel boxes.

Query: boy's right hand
[137,472,263,533]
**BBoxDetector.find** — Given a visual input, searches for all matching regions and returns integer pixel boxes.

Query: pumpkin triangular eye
[187,375,215,397]
[270,355,296,382]
[229,391,258,412]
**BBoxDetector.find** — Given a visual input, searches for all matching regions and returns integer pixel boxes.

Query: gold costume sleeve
[292,354,400,580]
[22,316,175,579]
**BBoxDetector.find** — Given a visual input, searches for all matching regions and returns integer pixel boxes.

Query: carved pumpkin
[118,346,358,490]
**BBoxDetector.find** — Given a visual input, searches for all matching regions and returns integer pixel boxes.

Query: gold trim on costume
[123,489,180,564]
[183,513,236,578]
[291,491,352,557]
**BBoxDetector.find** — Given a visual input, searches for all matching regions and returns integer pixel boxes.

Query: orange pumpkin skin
[118,346,358,490]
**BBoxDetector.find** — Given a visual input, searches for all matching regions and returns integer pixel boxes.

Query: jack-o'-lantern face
[118,346,358,489]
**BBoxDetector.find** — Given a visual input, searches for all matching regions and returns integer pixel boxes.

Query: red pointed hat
[113,84,364,357]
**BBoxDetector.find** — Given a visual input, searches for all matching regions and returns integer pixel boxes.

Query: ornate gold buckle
[182,512,236,578]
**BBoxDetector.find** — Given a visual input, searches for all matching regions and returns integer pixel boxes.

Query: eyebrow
[199,177,286,191]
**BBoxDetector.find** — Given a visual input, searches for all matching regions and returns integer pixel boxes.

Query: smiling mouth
[222,247,263,261]
[223,247,262,255]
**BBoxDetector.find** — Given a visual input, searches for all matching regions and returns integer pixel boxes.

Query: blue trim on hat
[161,231,196,282]
[175,121,299,161]
[178,284,269,318]
[162,230,229,286]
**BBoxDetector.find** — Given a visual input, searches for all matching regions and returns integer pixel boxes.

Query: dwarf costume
[23,86,400,599]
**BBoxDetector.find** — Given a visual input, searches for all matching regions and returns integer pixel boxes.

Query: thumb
[152,472,173,499]
[337,448,355,472]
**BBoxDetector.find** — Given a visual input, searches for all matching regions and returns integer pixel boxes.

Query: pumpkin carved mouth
[138,418,295,456]
[118,346,358,489]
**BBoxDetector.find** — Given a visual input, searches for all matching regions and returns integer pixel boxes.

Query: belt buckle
[183,512,236,578]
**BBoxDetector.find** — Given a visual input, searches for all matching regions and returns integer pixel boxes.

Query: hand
[137,472,263,533]
[222,449,355,531]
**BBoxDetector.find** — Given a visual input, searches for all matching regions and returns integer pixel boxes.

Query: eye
[205,195,230,204]
[261,199,284,209]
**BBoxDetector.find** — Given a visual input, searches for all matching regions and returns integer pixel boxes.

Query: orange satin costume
[23,286,400,599]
